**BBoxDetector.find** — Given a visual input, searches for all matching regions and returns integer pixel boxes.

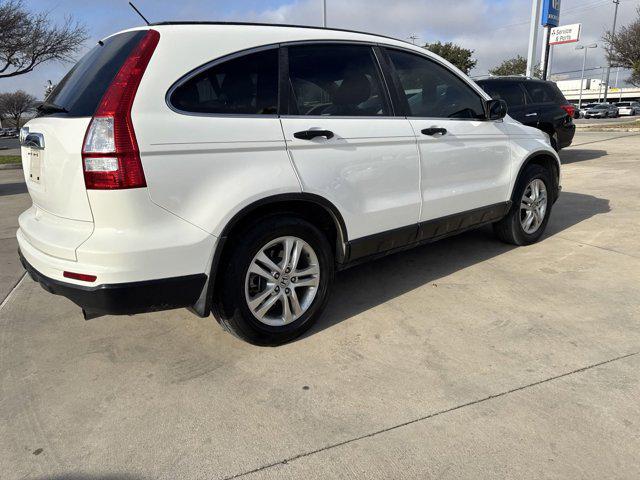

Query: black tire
[216,216,334,346]
[493,164,554,246]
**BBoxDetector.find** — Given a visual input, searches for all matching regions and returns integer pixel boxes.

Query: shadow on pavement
[559,149,607,164]
[310,191,610,337]
[0,181,27,196]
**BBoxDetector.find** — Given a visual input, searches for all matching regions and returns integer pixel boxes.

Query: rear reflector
[82,29,160,189]
[64,271,97,282]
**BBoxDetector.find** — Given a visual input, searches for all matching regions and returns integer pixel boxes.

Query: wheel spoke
[248,262,274,280]
[294,264,319,277]
[289,239,304,272]
[254,292,280,319]
[256,251,281,275]
[281,294,293,324]
[288,288,303,317]
[294,275,320,288]
[248,286,275,311]
[524,211,535,231]
[281,237,294,270]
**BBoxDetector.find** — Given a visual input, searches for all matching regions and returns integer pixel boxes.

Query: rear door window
[286,44,390,116]
[522,82,566,104]
[477,81,527,107]
[45,31,146,117]
[170,48,279,115]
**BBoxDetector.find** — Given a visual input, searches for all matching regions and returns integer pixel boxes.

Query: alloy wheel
[520,179,548,234]
[244,236,320,326]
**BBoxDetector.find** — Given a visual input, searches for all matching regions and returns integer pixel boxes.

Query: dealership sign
[541,0,561,27]
[549,23,581,45]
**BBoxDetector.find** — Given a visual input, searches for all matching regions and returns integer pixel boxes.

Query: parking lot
[1,131,639,479]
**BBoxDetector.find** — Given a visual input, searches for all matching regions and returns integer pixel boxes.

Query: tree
[423,41,477,74]
[603,6,640,86]
[0,0,87,79]
[489,55,541,77]
[0,90,36,127]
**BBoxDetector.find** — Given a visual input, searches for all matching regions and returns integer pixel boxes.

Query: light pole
[526,0,542,77]
[603,0,620,102]
[322,0,327,27]
[576,43,597,110]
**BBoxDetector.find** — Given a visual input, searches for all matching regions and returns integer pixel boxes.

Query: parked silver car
[583,103,618,119]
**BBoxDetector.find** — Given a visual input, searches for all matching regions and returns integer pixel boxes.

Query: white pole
[540,26,550,79]
[526,0,541,77]
[577,47,588,110]
[603,0,620,102]
[322,0,327,27]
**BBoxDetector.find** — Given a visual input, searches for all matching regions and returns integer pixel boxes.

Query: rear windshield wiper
[37,101,68,115]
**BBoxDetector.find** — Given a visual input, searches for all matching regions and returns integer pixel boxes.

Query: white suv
[18,23,560,345]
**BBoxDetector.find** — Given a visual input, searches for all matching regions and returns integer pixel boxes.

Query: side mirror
[486,99,508,120]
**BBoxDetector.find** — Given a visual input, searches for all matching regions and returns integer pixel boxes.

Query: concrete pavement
[0,132,639,479]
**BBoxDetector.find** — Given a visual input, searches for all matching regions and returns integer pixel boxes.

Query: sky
[2,0,639,99]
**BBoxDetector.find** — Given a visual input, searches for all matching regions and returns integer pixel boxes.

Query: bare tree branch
[0,90,37,127]
[603,6,640,87]
[0,0,88,79]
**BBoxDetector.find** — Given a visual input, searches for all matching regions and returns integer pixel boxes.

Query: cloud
[226,0,638,80]
[2,0,637,97]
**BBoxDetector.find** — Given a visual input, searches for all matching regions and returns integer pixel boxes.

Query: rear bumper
[557,123,575,149]
[19,250,206,319]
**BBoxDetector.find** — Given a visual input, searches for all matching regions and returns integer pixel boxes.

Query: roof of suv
[149,21,413,46]
[476,76,552,84]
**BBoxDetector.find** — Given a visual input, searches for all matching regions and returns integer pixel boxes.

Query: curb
[0,163,22,170]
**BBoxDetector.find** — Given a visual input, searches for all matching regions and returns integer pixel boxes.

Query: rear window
[43,31,146,117]
[522,81,567,105]
[616,102,631,107]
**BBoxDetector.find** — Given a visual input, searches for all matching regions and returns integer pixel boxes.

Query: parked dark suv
[476,77,575,151]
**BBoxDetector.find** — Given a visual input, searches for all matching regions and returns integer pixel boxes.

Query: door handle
[525,113,538,117]
[421,127,447,136]
[294,130,334,140]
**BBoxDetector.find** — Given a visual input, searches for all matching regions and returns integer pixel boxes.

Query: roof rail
[149,21,414,46]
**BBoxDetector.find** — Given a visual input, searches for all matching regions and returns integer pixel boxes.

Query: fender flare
[192,193,349,318]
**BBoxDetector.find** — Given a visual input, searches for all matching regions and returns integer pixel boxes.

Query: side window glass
[170,49,278,115]
[287,44,389,116]
[479,82,526,107]
[522,83,562,104]
[387,49,485,119]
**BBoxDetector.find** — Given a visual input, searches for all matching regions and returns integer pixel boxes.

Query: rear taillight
[82,29,160,189]
[560,104,576,118]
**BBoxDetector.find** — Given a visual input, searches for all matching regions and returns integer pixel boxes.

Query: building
[556,78,640,103]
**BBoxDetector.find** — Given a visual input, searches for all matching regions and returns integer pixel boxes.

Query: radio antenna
[128,2,151,26]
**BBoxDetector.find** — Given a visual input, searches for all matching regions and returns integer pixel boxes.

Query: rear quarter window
[44,31,147,117]
[169,49,279,115]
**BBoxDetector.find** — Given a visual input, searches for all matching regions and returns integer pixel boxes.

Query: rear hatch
[20,30,148,258]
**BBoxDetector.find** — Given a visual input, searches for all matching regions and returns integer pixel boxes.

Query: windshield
[44,30,146,117]
[616,103,630,107]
